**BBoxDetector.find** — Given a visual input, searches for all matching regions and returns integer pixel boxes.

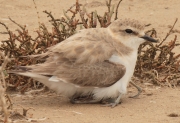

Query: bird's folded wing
[53,61,126,87]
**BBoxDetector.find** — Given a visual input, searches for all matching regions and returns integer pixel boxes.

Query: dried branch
[0,52,10,123]
[32,0,41,28]
[106,0,112,13]
[9,17,25,30]
[157,18,178,47]
[114,0,123,20]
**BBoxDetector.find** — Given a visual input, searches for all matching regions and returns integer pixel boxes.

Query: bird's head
[108,19,157,49]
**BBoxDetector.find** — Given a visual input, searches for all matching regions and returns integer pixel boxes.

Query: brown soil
[0,0,180,123]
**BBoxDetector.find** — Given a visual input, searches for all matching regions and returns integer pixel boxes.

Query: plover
[10,19,157,107]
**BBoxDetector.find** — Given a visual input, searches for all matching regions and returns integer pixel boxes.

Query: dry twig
[0,52,10,123]
[114,0,123,20]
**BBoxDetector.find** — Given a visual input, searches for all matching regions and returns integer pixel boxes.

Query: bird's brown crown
[109,18,145,31]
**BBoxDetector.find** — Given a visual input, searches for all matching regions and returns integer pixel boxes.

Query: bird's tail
[20,52,49,60]
[8,69,52,87]
[9,71,78,97]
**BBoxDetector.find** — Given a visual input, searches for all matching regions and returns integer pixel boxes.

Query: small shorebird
[10,19,157,107]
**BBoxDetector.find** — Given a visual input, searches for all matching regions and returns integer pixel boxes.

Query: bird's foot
[129,81,142,98]
[70,95,100,104]
[101,93,123,108]
[101,98,122,108]
[70,93,123,107]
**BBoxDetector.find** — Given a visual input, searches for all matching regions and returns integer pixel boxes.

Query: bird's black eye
[125,29,133,33]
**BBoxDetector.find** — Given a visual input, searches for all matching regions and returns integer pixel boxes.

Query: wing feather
[54,61,126,87]
[21,28,126,87]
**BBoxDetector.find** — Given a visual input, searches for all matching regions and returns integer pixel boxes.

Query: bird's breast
[109,51,138,75]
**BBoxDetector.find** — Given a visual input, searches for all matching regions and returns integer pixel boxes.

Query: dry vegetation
[0,0,180,122]
[0,52,10,122]
[135,19,180,87]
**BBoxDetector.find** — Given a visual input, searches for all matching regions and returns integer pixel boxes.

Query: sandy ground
[10,86,180,123]
[0,0,180,123]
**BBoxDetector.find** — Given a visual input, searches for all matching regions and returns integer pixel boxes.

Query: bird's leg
[102,93,123,108]
[71,99,101,104]
[129,81,142,98]
[70,94,101,104]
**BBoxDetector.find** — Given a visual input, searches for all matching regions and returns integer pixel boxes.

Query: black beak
[140,35,158,43]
